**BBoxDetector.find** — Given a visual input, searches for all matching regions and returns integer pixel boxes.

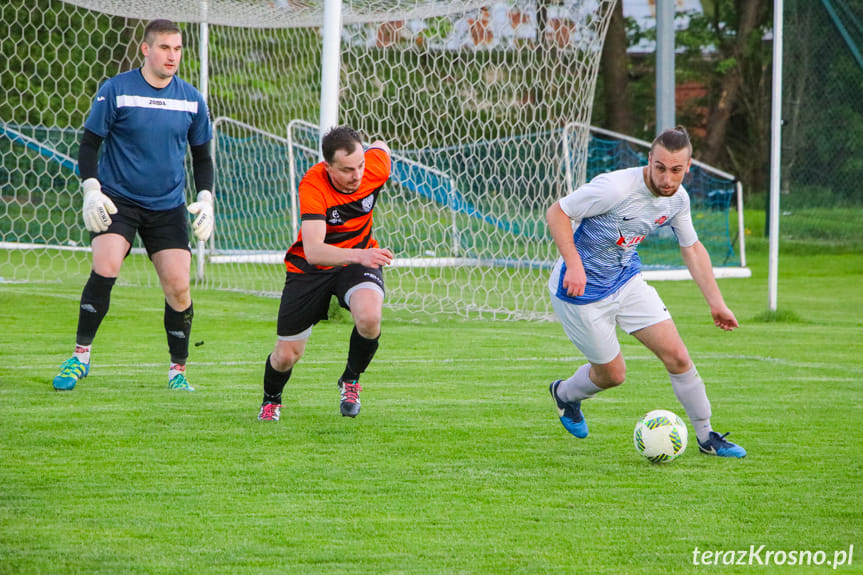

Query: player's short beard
[647,167,678,197]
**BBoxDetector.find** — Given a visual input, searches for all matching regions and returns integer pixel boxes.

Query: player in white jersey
[546,126,746,458]
[52,20,214,393]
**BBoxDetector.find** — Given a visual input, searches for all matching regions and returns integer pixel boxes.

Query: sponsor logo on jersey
[116,94,199,113]
[616,227,646,248]
[654,215,668,225]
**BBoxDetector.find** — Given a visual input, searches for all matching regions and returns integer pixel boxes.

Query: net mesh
[60,0,492,28]
[0,0,742,319]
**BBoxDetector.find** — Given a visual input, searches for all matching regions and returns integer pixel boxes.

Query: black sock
[76,271,116,346]
[341,327,380,382]
[165,301,193,365]
[263,354,292,404]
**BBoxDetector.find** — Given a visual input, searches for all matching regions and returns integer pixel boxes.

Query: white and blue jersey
[550,166,698,305]
[84,69,212,211]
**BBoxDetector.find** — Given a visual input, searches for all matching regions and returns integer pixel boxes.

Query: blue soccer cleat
[698,431,747,458]
[168,373,195,391]
[53,357,89,391]
[549,380,588,438]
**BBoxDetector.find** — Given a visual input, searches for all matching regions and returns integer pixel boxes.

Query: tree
[699,0,772,168]
[598,0,632,134]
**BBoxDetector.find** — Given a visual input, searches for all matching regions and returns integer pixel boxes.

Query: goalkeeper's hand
[187,190,214,242]
[82,178,118,233]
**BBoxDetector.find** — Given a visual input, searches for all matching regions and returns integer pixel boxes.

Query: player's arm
[301,219,393,269]
[77,129,117,233]
[367,140,390,157]
[679,240,738,331]
[546,200,586,297]
[187,142,215,242]
[363,140,392,182]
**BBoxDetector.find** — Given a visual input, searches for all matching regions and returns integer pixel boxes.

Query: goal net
[1,0,744,319]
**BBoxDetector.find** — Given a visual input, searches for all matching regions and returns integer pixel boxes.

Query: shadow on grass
[752,309,804,323]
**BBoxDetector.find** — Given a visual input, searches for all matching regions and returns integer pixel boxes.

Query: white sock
[169,363,186,382]
[73,344,91,365]
[669,364,713,443]
[557,364,602,402]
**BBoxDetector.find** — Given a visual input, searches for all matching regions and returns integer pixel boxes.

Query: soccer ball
[633,409,688,463]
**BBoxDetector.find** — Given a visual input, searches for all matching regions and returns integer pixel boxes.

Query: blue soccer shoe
[698,431,747,458]
[53,357,89,391]
[550,380,589,438]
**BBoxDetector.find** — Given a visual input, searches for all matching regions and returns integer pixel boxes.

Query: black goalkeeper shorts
[91,195,191,258]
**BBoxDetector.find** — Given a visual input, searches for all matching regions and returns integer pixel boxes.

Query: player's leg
[624,278,745,457]
[258,272,333,421]
[146,203,195,390]
[335,265,386,418]
[54,226,132,390]
[152,248,194,390]
[548,292,624,438]
[259,337,308,422]
[618,276,710,435]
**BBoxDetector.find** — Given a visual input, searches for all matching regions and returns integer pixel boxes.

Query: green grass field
[1,241,861,574]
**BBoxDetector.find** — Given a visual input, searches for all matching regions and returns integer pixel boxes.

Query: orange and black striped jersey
[284,146,391,273]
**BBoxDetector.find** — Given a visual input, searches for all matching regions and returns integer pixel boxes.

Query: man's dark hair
[651,125,692,157]
[144,19,182,45]
[321,126,363,164]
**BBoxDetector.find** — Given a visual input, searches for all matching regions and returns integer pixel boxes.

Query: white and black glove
[187,190,214,242]
[82,178,118,233]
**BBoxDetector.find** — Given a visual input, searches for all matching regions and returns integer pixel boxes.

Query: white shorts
[549,269,672,364]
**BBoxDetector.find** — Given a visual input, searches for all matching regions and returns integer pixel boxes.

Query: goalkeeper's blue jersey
[549,166,698,305]
[84,69,212,211]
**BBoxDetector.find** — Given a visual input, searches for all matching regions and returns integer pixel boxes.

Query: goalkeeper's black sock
[165,301,193,365]
[76,271,116,346]
[263,354,291,404]
[341,327,380,382]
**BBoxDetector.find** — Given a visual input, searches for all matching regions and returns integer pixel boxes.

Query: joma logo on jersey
[617,234,646,248]
[655,215,668,225]
[149,99,167,106]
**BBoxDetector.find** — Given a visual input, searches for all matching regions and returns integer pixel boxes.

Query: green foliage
[784,1,863,206]
[713,56,737,74]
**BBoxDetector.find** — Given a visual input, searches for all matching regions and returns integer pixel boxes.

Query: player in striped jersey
[546,126,746,457]
[257,126,393,422]
[52,20,214,393]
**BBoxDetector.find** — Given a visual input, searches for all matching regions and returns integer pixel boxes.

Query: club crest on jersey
[328,209,343,225]
[655,215,668,225]
[362,195,375,213]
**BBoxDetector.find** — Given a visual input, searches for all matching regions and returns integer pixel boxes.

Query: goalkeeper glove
[187,190,214,242]
[82,178,118,233]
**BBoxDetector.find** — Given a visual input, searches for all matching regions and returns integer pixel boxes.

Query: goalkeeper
[53,19,214,392]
